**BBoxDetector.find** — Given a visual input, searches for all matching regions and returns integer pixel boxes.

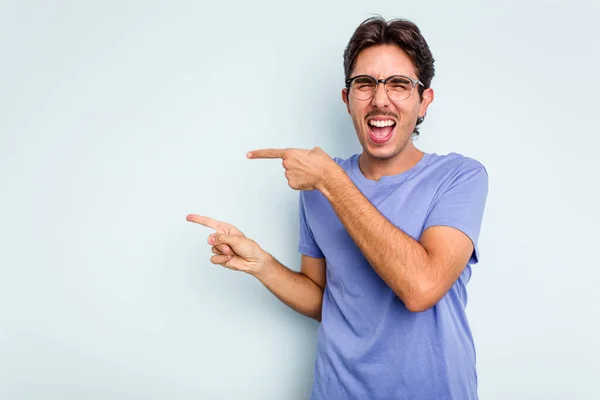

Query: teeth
[368,119,395,128]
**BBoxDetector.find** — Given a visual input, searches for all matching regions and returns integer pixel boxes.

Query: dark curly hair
[343,16,435,136]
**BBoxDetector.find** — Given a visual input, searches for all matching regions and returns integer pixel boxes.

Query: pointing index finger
[186,214,221,230]
[247,148,287,159]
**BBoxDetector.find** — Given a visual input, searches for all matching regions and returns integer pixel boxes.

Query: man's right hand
[186,214,269,276]
[187,214,325,321]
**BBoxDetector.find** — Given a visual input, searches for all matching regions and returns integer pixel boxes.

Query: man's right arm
[185,214,326,322]
[253,254,326,322]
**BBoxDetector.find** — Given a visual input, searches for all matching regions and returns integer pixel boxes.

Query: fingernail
[227,255,232,260]
[247,152,252,158]
[208,236,215,244]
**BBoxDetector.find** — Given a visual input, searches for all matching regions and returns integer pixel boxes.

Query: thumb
[208,233,244,248]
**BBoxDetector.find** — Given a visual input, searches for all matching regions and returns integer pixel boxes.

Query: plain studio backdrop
[1,1,598,399]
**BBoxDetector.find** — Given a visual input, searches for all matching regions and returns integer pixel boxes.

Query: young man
[188,16,488,400]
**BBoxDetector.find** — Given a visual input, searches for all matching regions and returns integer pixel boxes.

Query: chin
[362,134,399,159]
[361,131,412,161]
[364,146,400,160]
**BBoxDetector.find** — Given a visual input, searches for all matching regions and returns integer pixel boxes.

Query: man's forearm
[252,255,323,321]
[319,167,431,308]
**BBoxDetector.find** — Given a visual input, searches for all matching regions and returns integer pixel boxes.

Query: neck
[358,142,424,181]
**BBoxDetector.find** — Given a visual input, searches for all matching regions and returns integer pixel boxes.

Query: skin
[187,44,475,316]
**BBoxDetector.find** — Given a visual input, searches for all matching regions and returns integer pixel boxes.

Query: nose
[371,81,391,108]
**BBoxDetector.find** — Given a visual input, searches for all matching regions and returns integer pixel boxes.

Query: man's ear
[342,88,351,114]
[419,87,434,118]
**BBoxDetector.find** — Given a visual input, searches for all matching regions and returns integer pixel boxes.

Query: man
[187,16,488,400]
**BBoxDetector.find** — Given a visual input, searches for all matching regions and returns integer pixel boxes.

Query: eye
[387,76,412,90]
[352,77,376,91]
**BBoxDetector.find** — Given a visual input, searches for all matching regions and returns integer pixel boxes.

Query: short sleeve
[298,191,324,258]
[424,164,489,264]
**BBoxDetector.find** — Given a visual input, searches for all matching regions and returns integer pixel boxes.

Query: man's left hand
[247,147,339,191]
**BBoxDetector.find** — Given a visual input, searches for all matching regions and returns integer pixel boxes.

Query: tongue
[371,125,394,138]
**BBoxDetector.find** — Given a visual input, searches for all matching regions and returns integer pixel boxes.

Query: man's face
[342,44,434,161]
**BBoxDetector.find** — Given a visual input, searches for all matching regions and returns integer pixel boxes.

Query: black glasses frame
[345,74,425,101]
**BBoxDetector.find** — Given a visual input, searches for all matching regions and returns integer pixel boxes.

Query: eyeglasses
[345,74,424,101]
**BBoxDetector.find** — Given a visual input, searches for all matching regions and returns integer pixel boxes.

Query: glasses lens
[385,76,414,101]
[350,76,377,100]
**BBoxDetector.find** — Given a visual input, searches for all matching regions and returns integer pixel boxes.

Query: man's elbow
[404,298,437,313]
[400,284,442,313]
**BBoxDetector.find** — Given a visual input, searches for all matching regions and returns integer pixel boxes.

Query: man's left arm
[247,147,488,312]
[319,163,488,312]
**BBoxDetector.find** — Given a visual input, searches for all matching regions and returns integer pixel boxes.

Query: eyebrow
[351,73,417,81]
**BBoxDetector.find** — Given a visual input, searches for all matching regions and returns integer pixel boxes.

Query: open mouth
[367,119,396,144]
